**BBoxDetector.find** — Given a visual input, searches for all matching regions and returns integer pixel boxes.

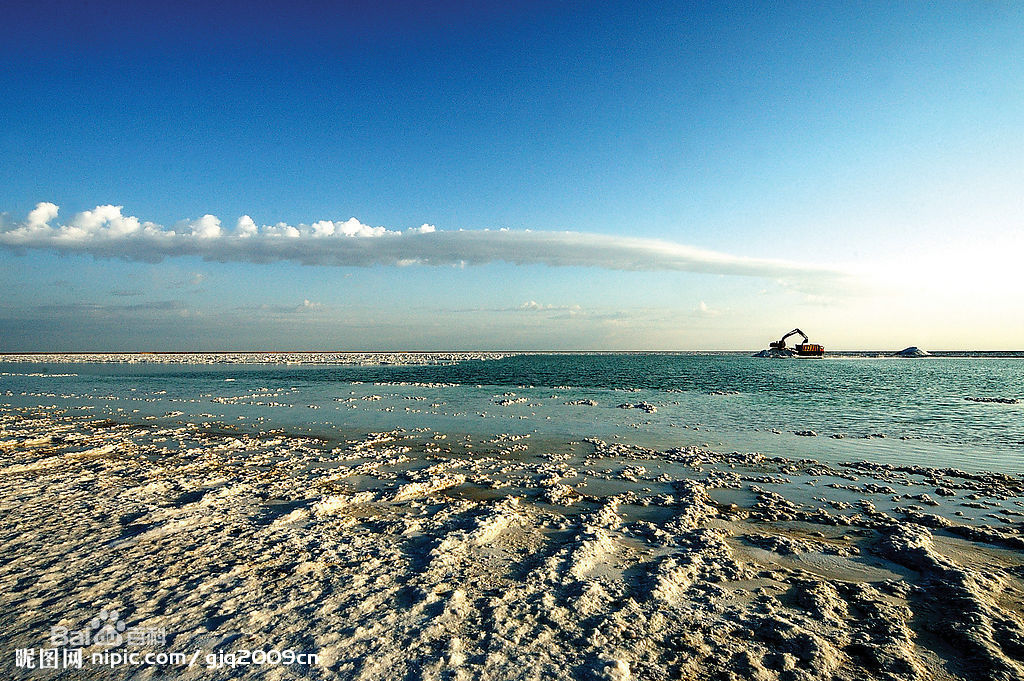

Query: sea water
[2,353,1022,472]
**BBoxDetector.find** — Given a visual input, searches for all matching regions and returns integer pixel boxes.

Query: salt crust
[1,409,1023,680]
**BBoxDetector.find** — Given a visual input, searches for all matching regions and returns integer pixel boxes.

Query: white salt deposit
[895,347,931,357]
[1,405,1023,680]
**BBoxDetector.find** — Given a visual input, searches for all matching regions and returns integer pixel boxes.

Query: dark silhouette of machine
[769,329,825,357]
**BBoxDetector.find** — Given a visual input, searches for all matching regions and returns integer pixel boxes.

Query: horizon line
[1,349,1020,355]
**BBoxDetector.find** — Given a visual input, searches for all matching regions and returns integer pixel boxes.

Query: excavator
[769,329,825,357]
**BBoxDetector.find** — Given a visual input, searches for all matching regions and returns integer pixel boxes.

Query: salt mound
[617,401,657,413]
[753,348,795,358]
[965,396,1019,405]
[895,347,930,357]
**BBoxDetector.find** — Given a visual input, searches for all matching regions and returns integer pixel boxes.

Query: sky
[1,0,1022,351]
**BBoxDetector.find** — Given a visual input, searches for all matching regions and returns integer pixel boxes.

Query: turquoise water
[2,353,1022,472]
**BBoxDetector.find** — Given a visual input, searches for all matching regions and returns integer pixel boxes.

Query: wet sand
[2,404,1024,680]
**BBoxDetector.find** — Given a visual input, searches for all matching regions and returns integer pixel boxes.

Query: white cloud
[71,204,145,237]
[0,202,844,284]
[234,299,325,315]
[188,214,221,239]
[695,300,720,317]
[236,215,258,237]
[311,220,335,237]
[517,301,583,313]
[27,202,58,228]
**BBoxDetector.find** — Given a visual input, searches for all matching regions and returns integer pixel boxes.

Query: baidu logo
[49,608,164,649]
[89,609,126,647]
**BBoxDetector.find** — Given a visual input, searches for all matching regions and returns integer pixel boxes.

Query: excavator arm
[782,328,809,344]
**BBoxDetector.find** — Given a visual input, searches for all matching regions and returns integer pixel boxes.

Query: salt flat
[2,402,1023,680]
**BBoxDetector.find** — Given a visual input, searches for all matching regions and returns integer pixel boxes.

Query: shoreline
[2,406,1023,679]
[3,349,1024,364]
[0,352,516,366]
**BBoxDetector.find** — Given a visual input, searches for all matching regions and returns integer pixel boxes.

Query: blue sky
[1,1,1022,350]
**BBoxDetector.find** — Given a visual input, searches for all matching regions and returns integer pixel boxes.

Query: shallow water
[2,353,1022,472]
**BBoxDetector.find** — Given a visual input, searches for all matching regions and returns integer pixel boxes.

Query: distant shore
[0,351,515,365]
[2,349,1022,364]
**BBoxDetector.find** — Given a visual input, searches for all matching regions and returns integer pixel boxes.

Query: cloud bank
[1,202,838,281]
